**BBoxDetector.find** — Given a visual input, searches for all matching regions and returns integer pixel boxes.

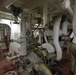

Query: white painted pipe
[44,32,48,43]
[62,20,69,35]
[42,31,55,53]
[38,33,42,44]
[5,28,7,36]
[43,1,48,25]
[67,6,74,17]
[19,12,27,55]
[72,0,76,44]
[42,43,55,53]
[53,16,62,61]
[43,30,53,43]
[63,0,74,16]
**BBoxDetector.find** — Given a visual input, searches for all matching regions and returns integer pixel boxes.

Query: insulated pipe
[62,20,69,35]
[43,1,48,25]
[72,0,76,43]
[42,31,55,53]
[41,43,55,53]
[63,0,74,17]
[66,6,74,17]
[53,16,62,61]
[38,33,42,44]
[49,0,74,21]
[20,12,27,55]
[44,30,53,43]
[44,32,48,43]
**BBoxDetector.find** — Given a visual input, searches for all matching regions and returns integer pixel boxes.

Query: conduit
[53,16,62,61]
[62,20,69,35]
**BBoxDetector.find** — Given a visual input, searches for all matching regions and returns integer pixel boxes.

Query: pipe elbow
[53,16,62,61]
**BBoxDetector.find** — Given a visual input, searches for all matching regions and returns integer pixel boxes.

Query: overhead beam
[0,7,11,13]
[0,11,13,20]
[0,0,17,8]
[22,0,43,10]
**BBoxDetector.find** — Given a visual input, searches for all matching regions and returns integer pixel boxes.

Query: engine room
[0,0,75,75]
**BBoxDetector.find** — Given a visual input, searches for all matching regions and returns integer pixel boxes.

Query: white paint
[72,0,76,44]
[0,19,20,40]
[72,36,76,44]
[62,0,74,16]
[19,12,27,55]
[38,33,42,44]
[63,0,70,9]
[44,30,53,43]
[53,16,62,61]
[73,0,76,35]
[11,24,20,39]
[9,41,21,56]
[44,30,53,36]
[42,43,55,53]
[70,32,74,39]
[67,6,74,17]
[43,1,48,25]
[59,30,63,36]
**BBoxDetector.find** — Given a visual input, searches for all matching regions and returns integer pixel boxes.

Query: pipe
[43,1,48,25]
[33,64,52,75]
[53,16,62,61]
[49,0,74,21]
[62,0,74,17]
[43,29,53,43]
[62,20,69,35]
[72,0,76,43]
[44,32,48,43]
[20,12,27,55]
[66,6,74,17]
[42,43,55,53]
[38,33,42,44]
[26,52,52,75]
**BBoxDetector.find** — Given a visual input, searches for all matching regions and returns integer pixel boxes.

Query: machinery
[4,46,63,75]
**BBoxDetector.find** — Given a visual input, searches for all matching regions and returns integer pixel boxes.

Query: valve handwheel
[4,71,17,75]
